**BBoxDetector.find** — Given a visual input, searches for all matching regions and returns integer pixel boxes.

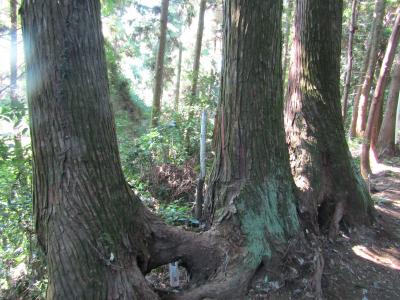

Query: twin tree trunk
[285,0,372,234]
[151,0,169,127]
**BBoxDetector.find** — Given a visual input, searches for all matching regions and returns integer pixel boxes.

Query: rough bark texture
[22,1,229,299]
[341,0,358,121]
[151,0,169,127]
[22,1,161,298]
[201,1,300,294]
[355,0,385,136]
[377,52,400,157]
[361,8,400,177]
[285,0,372,235]
[23,0,354,298]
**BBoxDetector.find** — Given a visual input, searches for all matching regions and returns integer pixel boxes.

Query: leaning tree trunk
[361,8,400,177]
[355,0,385,136]
[285,0,372,237]
[341,0,358,121]
[377,52,400,157]
[151,0,169,127]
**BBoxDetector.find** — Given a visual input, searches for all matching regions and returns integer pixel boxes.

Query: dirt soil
[146,158,400,300]
[322,158,400,300]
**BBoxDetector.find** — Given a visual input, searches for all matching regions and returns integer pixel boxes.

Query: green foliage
[157,199,198,226]
[0,100,46,298]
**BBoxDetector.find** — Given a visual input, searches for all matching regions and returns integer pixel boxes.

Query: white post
[195,109,207,220]
[169,261,180,288]
[200,109,207,179]
[396,93,400,144]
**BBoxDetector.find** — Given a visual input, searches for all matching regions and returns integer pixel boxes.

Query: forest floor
[322,155,400,300]
[145,153,400,300]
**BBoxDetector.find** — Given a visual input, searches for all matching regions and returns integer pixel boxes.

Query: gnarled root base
[144,216,326,300]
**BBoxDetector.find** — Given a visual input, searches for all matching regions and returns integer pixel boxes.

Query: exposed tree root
[329,200,345,241]
[142,213,331,300]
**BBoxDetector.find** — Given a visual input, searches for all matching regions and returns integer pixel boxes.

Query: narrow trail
[323,158,400,300]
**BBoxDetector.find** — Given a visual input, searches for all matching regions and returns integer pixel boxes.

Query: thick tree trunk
[377,52,400,157]
[201,1,300,294]
[361,9,400,177]
[282,0,294,82]
[341,0,358,121]
[174,41,183,110]
[22,1,161,298]
[285,0,372,235]
[355,0,385,136]
[151,0,169,127]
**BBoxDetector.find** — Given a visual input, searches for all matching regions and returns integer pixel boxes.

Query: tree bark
[174,41,183,110]
[285,0,372,235]
[23,0,371,298]
[341,0,358,121]
[151,0,169,127]
[22,0,299,298]
[202,1,300,289]
[377,52,400,157]
[355,0,385,136]
[361,8,400,177]
[21,1,161,298]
